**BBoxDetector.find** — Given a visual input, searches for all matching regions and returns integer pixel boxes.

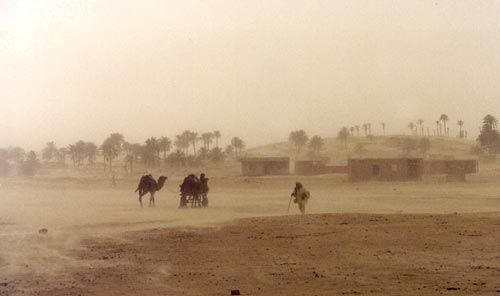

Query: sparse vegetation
[42,141,58,162]
[159,137,172,164]
[0,112,488,177]
[289,130,308,153]
[231,137,245,154]
[308,135,324,156]
[408,122,416,136]
[201,133,214,150]
[457,120,464,138]
[417,119,424,136]
[213,130,221,148]
[101,133,125,172]
[19,150,39,176]
[440,114,449,136]
[337,127,350,148]
[477,114,500,157]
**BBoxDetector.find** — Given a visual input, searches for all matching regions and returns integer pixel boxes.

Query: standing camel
[135,175,168,208]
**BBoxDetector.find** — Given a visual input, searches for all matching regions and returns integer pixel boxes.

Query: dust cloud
[1,1,500,295]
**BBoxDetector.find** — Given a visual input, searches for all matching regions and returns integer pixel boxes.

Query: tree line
[407,114,468,138]
[0,130,247,176]
[289,130,325,157]
[288,114,500,160]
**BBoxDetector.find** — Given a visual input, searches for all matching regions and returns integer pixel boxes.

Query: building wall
[241,162,266,176]
[295,161,326,175]
[425,160,478,175]
[327,165,349,174]
[295,161,348,175]
[241,161,290,176]
[348,159,423,182]
[264,161,290,175]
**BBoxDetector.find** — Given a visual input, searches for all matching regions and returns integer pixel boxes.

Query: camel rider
[199,173,209,207]
[200,173,209,190]
[200,173,208,183]
[291,182,310,214]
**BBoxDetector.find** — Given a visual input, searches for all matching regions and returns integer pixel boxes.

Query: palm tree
[175,133,190,154]
[231,137,245,154]
[101,142,117,172]
[349,127,355,136]
[435,120,441,136]
[457,120,464,138]
[42,141,57,162]
[483,114,498,128]
[440,114,449,136]
[477,114,500,157]
[381,122,386,136]
[201,132,214,150]
[213,130,221,148]
[159,136,172,162]
[308,135,324,156]
[143,138,160,167]
[417,119,424,136]
[362,123,368,136]
[101,133,125,171]
[182,130,198,155]
[355,125,360,136]
[123,142,141,173]
[337,127,350,148]
[55,148,67,164]
[145,137,160,166]
[408,122,416,135]
[85,142,98,166]
[68,140,87,167]
[108,133,125,154]
[288,130,308,153]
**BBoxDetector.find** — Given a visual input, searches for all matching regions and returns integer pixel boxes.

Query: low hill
[244,135,478,165]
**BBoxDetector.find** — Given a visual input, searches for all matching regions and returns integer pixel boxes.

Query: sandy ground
[0,174,499,295]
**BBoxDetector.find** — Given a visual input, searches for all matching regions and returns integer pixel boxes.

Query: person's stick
[286,195,293,214]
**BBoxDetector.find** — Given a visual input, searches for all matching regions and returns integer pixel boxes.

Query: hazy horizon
[2,0,500,150]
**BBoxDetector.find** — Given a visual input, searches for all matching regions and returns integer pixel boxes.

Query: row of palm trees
[173,130,222,155]
[35,130,246,172]
[408,114,468,138]
[339,115,468,140]
[345,123,378,137]
[288,130,325,156]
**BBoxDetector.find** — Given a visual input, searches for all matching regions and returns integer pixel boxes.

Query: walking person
[290,182,310,214]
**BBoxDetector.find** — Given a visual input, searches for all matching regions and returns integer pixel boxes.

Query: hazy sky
[1,0,500,150]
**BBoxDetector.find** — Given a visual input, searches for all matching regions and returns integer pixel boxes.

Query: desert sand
[0,171,499,295]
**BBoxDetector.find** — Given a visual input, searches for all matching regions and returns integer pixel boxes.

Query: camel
[179,174,209,208]
[135,175,168,208]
